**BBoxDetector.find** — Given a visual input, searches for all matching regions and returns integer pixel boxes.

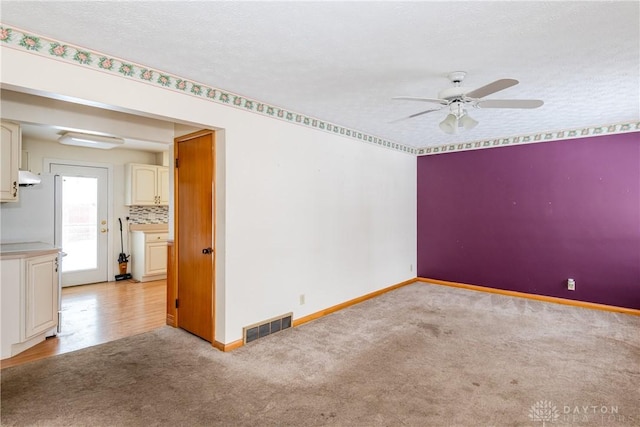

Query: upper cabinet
[0,121,21,202]
[157,167,169,205]
[125,163,169,206]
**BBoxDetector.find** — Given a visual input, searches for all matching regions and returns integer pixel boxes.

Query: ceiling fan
[392,71,544,134]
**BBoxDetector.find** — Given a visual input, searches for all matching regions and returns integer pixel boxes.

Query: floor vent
[243,312,293,344]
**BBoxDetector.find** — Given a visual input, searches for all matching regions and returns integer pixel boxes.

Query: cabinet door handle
[202,247,213,255]
[12,181,17,197]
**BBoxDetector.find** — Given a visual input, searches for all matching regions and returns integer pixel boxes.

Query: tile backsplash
[128,205,169,224]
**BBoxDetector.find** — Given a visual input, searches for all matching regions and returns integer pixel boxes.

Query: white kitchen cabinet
[131,231,168,282]
[157,167,170,205]
[1,247,59,360]
[0,121,21,202]
[125,163,169,206]
[24,253,59,340]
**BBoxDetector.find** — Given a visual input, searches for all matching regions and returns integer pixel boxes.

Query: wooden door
[175,131,215,342]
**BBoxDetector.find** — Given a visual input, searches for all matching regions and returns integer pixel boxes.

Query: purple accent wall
[417,132,640,309]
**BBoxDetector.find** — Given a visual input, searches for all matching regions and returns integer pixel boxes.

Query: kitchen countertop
[0,242,61,258]
[129,224,169,232]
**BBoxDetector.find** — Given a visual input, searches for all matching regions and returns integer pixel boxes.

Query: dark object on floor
[115,217,132,281]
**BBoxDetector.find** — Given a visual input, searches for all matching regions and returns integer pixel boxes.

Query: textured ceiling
[1,1,639,150]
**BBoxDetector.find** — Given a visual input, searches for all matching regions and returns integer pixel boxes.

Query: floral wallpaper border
[1,24,637,157]
[0,25,414,155]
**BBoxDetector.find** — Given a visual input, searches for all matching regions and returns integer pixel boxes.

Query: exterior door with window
[50,163,109,286]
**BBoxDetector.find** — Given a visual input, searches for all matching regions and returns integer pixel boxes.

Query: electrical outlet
[299,294,305,305]
[410,264,413,272]
[567,278,576,291]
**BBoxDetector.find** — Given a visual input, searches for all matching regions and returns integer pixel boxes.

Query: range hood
[18,170,42,186]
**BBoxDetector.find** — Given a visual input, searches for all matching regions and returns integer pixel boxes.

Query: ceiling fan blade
[392,96,449,105]
[389,108,440,123]
[477,99,544,109]
[466,79,519,98]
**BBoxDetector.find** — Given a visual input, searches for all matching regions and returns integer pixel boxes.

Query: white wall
[1,45,417,344]
[224,116,416,337]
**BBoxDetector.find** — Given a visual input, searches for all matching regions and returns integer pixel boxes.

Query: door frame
[171,130,216,344]
[45,158,115,282]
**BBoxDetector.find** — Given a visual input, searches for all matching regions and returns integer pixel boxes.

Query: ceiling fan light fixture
[392,71,544,136]
[58,132,125,149]
[459,113,478,131]
[439,114,458,134]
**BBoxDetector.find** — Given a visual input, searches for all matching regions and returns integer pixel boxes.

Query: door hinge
[175,158,179,168]
[175,299,179,309]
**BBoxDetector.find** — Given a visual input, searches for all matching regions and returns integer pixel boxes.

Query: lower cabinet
[24,254,59,339]
[1,250,59,360]
[131,231,168,282]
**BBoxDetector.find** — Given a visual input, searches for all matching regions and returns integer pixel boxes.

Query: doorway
[49,163,109,287]
[175,131,215,342]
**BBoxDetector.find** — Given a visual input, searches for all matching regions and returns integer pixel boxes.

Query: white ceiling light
[459,113,478,131]
[439,114,459,134]
[58,132,124,149]
[438,102,478,135]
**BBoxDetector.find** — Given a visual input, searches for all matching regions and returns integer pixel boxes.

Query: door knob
[202,247,213,254]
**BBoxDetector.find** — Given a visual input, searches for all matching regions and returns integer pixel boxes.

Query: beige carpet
[2,282,639,426]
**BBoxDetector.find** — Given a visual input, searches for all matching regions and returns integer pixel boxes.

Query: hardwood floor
[1,279,166,370]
